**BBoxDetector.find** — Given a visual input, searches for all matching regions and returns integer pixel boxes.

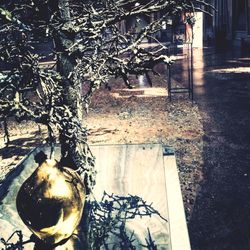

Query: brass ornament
[16,159,86,246]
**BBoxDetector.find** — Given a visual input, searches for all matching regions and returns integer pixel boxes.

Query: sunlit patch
[211,67,250,74]
[111,87,167,98]
[226,60,240,64]
[143,88,167,96]
[227,58,250,64]
[238,57,250,61]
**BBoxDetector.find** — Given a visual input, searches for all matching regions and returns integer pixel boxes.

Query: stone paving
[171,47,250,250]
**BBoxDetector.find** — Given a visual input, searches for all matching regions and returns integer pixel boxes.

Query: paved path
[172,47,250,250]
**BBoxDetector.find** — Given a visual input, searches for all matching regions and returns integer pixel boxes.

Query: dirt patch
[0,73,204,220]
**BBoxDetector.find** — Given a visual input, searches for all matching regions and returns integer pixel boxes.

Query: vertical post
[190,42,194,102]
[3,118,10,145]
[187,43,191,99]
[168,64,172,101]
[145,72,152,87]
[167,44,172,101]
[189,22,194,102]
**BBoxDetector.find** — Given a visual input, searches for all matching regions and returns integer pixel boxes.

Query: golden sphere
[16,159,86,246]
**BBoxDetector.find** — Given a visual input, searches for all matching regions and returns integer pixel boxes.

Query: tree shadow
[188,49,250,250]
[88,127,119,136]
[0,135,43,159]
[1,192,166,250]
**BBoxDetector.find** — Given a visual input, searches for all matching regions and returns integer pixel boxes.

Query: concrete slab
[0,144,190,250]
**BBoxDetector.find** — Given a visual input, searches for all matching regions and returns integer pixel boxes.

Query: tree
[0,0,216,248]
[0,0,211,191]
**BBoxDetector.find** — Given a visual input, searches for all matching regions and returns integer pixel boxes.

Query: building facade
[120,1,250,48]
[205,0,250,46]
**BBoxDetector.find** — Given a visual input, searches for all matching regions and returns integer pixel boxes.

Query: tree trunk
[53,1,92,249]
[53,0,83,169]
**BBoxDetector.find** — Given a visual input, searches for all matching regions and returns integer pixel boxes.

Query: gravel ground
[85,74,204,220]
[0,72,204,222]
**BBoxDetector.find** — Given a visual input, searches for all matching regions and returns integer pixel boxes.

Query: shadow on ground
[0,136,42,159]
[184,48,250,250]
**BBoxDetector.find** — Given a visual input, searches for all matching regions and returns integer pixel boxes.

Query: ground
[1,48,250,250]
[0,70,204,223]
[85,74,204,221]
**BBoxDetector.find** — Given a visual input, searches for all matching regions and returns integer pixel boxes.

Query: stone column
[248,0,250,34]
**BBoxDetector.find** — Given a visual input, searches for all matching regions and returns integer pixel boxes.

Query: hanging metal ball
[16,158,86,246]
